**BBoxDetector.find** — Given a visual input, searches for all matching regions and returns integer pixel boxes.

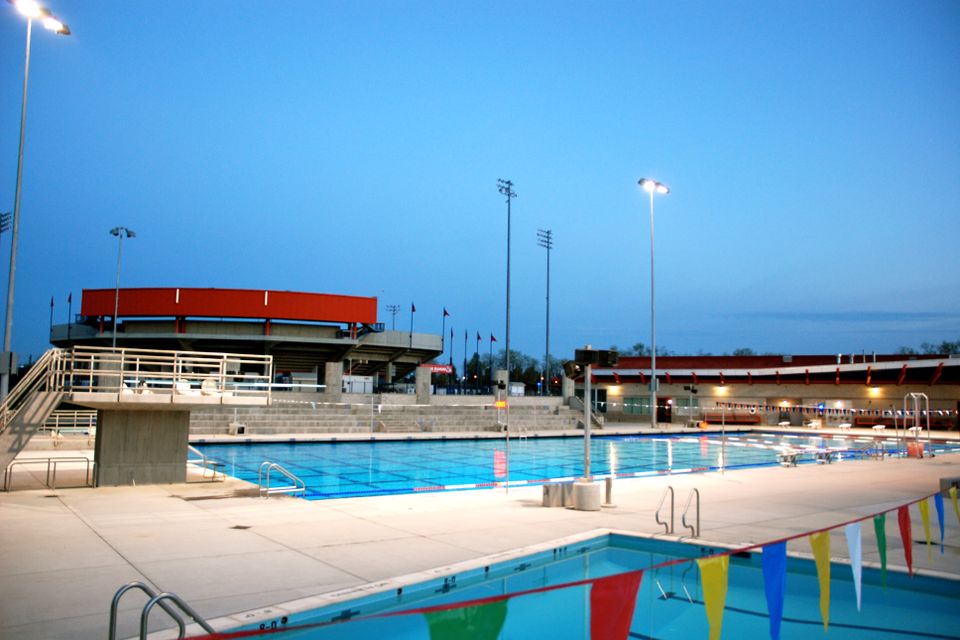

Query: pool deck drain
[0,445,958,639]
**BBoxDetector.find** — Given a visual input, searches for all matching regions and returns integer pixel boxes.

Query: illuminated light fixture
[608,385,622,396]
[14,0,42,18]
[869,386,881,397]
[716,385,727,395]
[639,178,670,195]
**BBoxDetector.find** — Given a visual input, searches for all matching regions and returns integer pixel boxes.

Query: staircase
[190,398,581,436]
[0,349,66,471]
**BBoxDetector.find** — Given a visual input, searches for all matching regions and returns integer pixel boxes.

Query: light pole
[496,178,516,400]
[110,227,135,349]
[537,228,553,395]
[638,178,669,429]
[1,0,70,401]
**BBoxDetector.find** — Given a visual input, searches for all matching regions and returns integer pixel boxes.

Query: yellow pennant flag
[951,486,960,525]
[919,498,932,564]
[697,555,730,640]
[809,531,831,632]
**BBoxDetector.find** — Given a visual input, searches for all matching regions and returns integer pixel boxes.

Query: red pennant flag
[490,334,497,342]
[898,506,913,576]
[590,572,643,640]
[443,307,449,317]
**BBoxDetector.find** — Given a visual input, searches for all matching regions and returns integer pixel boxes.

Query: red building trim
[80,288,378,325]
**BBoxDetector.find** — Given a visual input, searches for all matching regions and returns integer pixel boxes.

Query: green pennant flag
[874,513,887,589]
[425,601,508,640]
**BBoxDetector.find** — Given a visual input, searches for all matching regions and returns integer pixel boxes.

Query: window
[624,397,651,415]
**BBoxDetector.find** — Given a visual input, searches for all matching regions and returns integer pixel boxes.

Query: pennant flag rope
[761,541,787,640]
[844,523,863,611]
[897,506,913,577]
[809,531,831,631]
[919,498,932,564]
[935,493,945,554]
[873,513,888,589]
[697,555,730,640]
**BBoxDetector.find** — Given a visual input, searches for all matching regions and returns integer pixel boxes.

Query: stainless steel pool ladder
[655,486,675,533]
[109,581,215,640]
[187,444,225,481]
[681,488,700,538]
[656,486,700,537]
[258,460,306,497]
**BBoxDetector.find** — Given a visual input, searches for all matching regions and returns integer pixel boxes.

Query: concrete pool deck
[1,446,958,639]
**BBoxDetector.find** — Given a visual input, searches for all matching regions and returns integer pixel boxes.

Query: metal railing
[187,445,225,481]
[655,486,674,534]
[258,461,306,497]
[0,348,62,432]
[681,488,700,538]
[42,409,97,434]
[62,346,272,402]
[109,581,215,640]
[3,456,95,491]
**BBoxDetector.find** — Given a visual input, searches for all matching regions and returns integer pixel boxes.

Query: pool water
[223,533,960,639]
[194,433,960,500]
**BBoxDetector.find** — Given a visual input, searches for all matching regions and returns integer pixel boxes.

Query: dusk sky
[1,1,958,365]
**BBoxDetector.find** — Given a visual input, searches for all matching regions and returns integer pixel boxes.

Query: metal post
[584,362,592,479]
[648,187,657,430]
[112,233,124,349]
[0,18,33,402]
[537,229,553,396]
[497,179,516,432]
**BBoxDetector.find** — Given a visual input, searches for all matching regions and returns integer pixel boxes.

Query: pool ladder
[109,581,215,640]
[655,486,701,538]
[258,460,306,497]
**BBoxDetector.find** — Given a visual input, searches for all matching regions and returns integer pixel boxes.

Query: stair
[0,391,64,471]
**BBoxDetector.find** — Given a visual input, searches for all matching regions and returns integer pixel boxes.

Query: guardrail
[3,456,95,491]
[61,346,272,402]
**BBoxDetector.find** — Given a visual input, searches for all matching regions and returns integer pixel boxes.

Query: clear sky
[1,0,958,365]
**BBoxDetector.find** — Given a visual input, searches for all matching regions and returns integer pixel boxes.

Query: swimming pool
[194,433,960,500]
[211,531,960,639]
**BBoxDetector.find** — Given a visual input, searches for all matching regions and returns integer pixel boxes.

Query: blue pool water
[223,533,960,639]
[194,433,960,500]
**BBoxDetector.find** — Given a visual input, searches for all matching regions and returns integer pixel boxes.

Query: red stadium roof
[80,288,378,325]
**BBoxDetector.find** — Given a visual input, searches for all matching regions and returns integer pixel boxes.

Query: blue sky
[1,0,958,364]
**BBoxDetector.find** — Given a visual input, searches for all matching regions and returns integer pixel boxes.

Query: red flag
[898,506,913,576]
[490,334,497,342]
[443,307,449,317]
[590,572,643,640]
[411,302,416,312]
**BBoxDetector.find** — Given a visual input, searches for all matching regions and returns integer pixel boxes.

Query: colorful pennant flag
[590,572,643,640]
[873,513,887,588]
[951,486,960,525]
[935,493,945,554]
[897,506,913,576]
[919,498,932,564]
[761,541,787,640]
[844,523,862,611]
[697,555,729,640]
[809,531,831,631]
[425,601,507,640]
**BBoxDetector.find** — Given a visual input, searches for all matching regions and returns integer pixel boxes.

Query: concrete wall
[324,361,343,402]
[95,410,190,486]
[415,366,431,404]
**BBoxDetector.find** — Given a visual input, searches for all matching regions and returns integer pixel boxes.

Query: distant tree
[897,346,918,355]
[732,347,755,356]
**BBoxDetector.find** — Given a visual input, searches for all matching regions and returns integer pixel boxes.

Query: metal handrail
[43,409,97,432]
[681,488,700,538]
[258,460,306,497]
[141,592,216,639]
[187,445,224,481]
[3,456,95,491]
[0,348,62,432]
[655,485,674,534]
[109,581,186,640]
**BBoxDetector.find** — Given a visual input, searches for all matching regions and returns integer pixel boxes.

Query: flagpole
[48,296,53,337]
[489,336,493,385]
[67,293,72,341]
[409,302,415,350]
[462,329,467,395]
[475,332,480,392]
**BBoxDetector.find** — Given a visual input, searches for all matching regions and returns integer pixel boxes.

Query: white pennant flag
[845,522,863,611]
